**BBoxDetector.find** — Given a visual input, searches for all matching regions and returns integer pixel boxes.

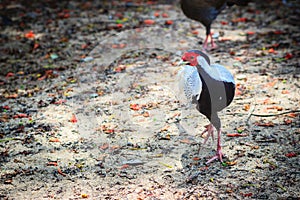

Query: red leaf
[266,105,283,111]
[101,125,115,134]
[5,72,14,78]
[57,168,66,176]
[153,11,160,17]
[220,21,228,25]
[53,99,66,104]
[162,13,169,18]
[144,19,155,25]
[69,114,78,123]
[192,157,200,161]
[255,121,275,127]
[112,43,126,49]
[24,30,35,39]
[99,143,109,150]
[284,119,292,125]
[165,20,173,25]
[273,30,284,35]
[116,24,123,29]
[219,38,231,42]
[285,53,293,60]
[268,48,277,54]
[226,133,248,137]
[114,65,126,72]
[247,31,255,35]
[13,113,28,119]
[285,152,297,158]
[47,162,58,166]
[2,105,10,110]
[63,13,70,18]
[120,164,130,170]
[130,103,141,111]
[49,138,60,142]
[286,113,297,118]
[191,30,199,35]
[81,43,88,49]
[33,43,39,50]
[6,94,18,98]
[143,111,150,117]
[242,193,253,197]
[232,17,248,23]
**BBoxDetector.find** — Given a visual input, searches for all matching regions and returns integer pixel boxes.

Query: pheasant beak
[177,60,189,66]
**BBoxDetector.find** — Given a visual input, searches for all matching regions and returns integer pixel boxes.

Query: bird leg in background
[210,33,217,49]
[202,33,217,50]
[206,129,223,164]
[203,35,209,50]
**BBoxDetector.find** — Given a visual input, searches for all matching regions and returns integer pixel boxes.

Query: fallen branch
[228,110,300,118]
[250,110,300,117]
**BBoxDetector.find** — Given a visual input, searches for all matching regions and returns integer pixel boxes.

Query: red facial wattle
[181,52,199,66]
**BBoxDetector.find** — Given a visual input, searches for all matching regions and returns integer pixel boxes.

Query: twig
[229,110,300,118]
[246,103,256,125]
[250,110,300,117]
[0,137,23,143]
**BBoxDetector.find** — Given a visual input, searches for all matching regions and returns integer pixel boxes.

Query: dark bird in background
[178,50,235,163]
[180,0,251,49]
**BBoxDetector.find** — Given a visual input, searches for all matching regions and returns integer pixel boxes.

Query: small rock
[122,159,144,166]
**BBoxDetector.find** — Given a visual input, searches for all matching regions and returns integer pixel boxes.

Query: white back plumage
[197,56,235,84]
[177,65,202,104]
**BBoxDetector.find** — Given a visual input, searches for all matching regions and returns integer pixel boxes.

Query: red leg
[206,129,224,164]
[209,33,218,49]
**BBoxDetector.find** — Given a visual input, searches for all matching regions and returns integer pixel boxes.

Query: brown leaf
[255,121,275,127]
[284,119,292,125]
[286,113,297,118]
[179,139,192,144]
[243,104,250,111]
[99,143,109,150]
[267,105,283,111]
[143,111,150,117]
[57,168,66,176]
[49,138,60,142]
[47,162,58,166]
[130,104,141,111]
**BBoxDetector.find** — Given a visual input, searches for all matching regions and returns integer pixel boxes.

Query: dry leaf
[49,138,60,142]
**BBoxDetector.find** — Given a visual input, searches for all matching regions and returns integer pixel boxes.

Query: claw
[206,148,223,164]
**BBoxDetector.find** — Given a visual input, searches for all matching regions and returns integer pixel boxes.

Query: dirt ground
[0,0,299,199]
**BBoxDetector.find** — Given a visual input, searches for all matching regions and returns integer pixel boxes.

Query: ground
[0,0,299,199]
